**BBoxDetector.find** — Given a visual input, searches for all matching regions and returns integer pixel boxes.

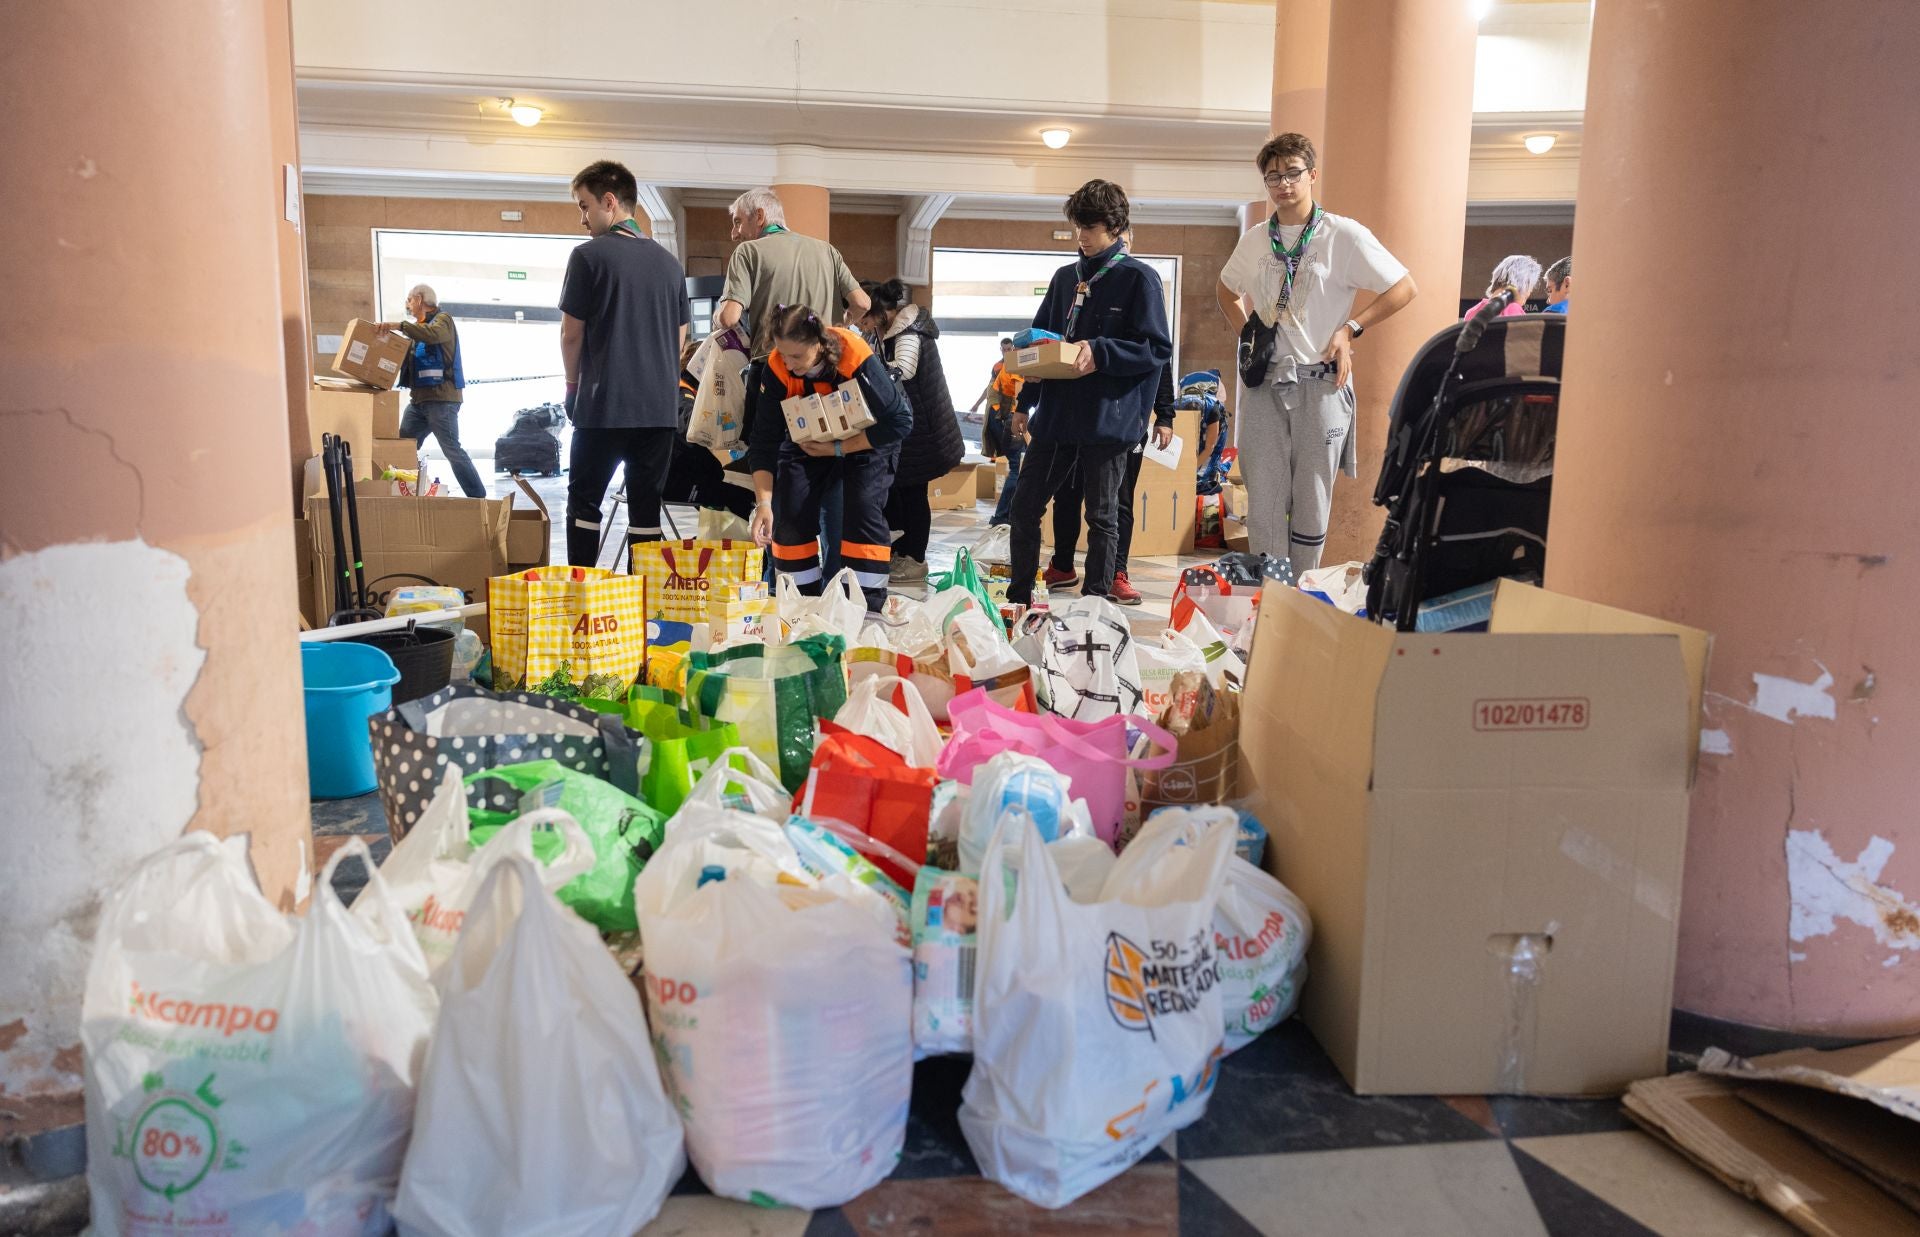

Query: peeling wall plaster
[1752,669,1838,724]
[1788,830,1920,953]
[0,541,206,1095]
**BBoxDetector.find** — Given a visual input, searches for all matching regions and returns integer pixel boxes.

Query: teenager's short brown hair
[1064,180,1131,235]
[1255,133,1318,173]
[571,160,637,209]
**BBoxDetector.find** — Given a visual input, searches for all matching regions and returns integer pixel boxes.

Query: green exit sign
[507,270,527,280]
[1034,286,1047,295]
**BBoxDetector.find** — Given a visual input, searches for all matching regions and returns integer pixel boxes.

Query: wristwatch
[1344,318,1365,339]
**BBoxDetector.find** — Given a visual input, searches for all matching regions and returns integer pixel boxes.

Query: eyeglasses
[1263,167,1311,187]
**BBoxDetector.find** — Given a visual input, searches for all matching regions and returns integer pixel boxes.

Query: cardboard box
[329,319,409,390]
[1624,1068,1920,1235]
[928,463,979,511]
[302,493,511,632]
[292,517,318,629]
[1238,581,1711,1096]
[307,384,394,480]
[780,380,875,443]
[1128,407,1200,558]
[372,437,418,473]
[1008,339,1084,380]
[504,477,553,573]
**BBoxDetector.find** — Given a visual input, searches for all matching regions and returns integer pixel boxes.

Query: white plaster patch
[1751,669,1837,723]
[1886,956,1903,968]
[1699,728,1734,756]
[0,540,206,1094]
[1789,951,1808,962]
[1787,830,1920,951]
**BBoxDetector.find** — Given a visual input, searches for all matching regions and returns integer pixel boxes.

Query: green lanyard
[763,223,787,236]
[1066,246,1128,338]
[1267,204,1324,311]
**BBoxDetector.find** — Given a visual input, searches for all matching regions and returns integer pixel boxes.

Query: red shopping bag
[795,721,936,886]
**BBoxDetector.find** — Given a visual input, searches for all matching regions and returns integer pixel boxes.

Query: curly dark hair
[768,304,843,371]
[1255,132,1317,174]
[861,278,913,315]
[1064,179,1130,235]
[570,160,638,209]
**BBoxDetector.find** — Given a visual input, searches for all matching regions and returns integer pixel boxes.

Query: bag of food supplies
[959,808,1235,1209]
[84,834,436,1237]
[395,856,685,1237]
[637,836,913,1209]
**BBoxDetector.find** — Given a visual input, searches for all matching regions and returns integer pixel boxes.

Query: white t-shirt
[1219,210,1408,365]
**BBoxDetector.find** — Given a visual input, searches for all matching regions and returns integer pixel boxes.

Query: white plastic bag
[972,523,1013,566]
[85,835,436,1237]
[697,506,755,542]
[635,805,808,927]
[1037,596,1145,720]
[834,673,943,766]
[640,867,913,1208]
[687,329,750,450]
[395,856,685,1237]
[1297,560,1368,614]
[369,767,596,975]
[1134,629,1209,726]
[957,752,1078,878]
[673,745,791,822]
[960,810,1235,1209]
[776,568,865,643]
[1169,603,1247,686]
[1109,807,1311,1054]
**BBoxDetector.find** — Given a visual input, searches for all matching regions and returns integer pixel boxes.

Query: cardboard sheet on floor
[1237,580,1712,1096]
[1623,1071,1920,1236]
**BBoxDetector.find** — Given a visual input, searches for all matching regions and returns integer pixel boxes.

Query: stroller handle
[1457,288,1516,355]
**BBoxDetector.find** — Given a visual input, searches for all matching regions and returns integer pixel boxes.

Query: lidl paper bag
[632,539,763,626]
[489,566,647,702]
[1137,673,1240,819]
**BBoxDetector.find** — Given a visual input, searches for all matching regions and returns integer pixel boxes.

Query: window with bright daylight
[368,229,585,471]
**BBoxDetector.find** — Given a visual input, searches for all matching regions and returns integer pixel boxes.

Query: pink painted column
[1545,0,1920,1033]
[0,1,313,1101]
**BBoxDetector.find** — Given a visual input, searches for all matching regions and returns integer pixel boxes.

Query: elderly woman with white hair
[381,283,487,497]
[1465,254,1542,319]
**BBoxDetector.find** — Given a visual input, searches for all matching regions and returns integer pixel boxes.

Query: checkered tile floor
[314,493,1799,1235]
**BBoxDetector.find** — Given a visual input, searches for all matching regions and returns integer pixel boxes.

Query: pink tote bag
[936,688,1176,842]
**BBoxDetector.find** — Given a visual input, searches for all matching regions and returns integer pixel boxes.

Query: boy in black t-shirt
[559,160,691,566]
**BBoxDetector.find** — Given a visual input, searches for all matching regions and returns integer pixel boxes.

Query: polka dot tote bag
[370,684,645,844]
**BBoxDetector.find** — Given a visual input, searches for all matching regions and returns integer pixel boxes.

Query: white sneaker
[889,556,929,585]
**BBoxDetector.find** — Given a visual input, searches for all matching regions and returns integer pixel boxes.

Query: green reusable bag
[927,547,1007,636]
[682,635,848,793]
[465,760,666,933]
[584,685,744,816]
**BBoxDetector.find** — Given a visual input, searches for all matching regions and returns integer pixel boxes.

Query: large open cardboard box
[1040,408,1200,560]
[301,493,513,637]
[1238,581,1711,1096]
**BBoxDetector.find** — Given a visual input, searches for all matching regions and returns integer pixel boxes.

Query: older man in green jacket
[383,284,487,497]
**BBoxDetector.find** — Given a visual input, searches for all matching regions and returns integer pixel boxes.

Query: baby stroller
[1364,302,1564,630]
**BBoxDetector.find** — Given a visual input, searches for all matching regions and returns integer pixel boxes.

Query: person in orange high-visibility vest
[746,306,914,612]
[971,339,1027,526]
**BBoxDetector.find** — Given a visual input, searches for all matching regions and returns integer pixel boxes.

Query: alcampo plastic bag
[960,809,1235,1209]
[84,834,437,1237]
[1121,807,1311,1053]
[639,864,913,1208]
[395,856,685,1237]
[369,766,595,974]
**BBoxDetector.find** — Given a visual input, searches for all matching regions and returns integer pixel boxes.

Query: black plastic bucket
[343,624,457,704]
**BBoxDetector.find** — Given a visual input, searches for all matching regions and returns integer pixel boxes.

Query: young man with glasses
[1216,132,1417,571]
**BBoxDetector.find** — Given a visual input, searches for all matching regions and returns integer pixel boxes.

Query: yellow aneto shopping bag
[489,566,647,702]
[631,539,764,626]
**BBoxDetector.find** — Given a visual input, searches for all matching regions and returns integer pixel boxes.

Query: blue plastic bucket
[302,642,401,799]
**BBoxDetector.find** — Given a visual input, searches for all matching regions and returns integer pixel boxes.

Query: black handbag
[1237,316,1277,388]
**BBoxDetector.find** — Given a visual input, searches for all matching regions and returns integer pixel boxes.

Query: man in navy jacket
[1005,179,1173,605]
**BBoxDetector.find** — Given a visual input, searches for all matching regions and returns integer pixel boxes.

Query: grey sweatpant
[1236,372,1354,572]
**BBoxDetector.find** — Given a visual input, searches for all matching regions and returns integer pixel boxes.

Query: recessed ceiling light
[1471,0,1495,18]
[509,104,544,127]
[1523,133,1557,155]
[1040,128,1072,150]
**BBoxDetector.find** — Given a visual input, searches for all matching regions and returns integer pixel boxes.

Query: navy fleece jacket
[1026,241,1173,446]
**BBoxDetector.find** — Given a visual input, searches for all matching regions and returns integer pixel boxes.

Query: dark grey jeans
[400,400,487,498]
[1006,439,1129,603]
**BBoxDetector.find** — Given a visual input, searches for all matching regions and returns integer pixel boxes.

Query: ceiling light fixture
[509,103,544,127]
[1523,133,1557,155]
[1471,0,1495,19]
[1040,128,1072,150]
